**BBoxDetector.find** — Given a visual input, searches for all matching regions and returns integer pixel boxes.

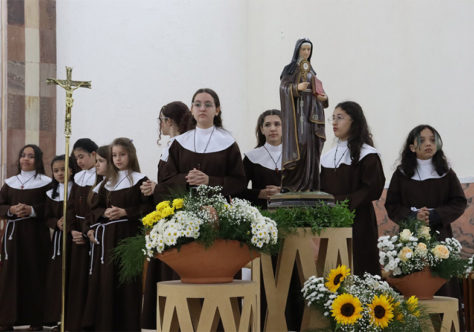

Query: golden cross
[47,66,91,136]
[46,66,91,332]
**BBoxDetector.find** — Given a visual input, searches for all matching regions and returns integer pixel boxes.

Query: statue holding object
[279,38,328,193]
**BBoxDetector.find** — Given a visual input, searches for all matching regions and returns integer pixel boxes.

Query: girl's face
[20,147,36,171]
[260,115,282,146]
[52,160,66,183]
[73,148,96,170]
[191,92,219,129]
[410,128,438,160]
[299,44,311,61]
[159,113,171,136]
[95,154,108,176]
[332,107,353,141]
[112,145,129,171]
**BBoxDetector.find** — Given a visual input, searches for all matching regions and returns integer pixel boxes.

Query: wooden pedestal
[421,296,460,332]
[156,280,258,332]
[261,227,352,332]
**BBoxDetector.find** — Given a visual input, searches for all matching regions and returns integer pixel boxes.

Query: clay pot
[385,267,448,300]
[156,239,259,283]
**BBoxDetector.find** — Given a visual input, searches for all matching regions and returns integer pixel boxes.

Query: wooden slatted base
[156,280,258,332]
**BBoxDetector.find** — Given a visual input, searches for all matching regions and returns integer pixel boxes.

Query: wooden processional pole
[47,67,91,332]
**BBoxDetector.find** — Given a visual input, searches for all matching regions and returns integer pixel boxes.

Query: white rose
[418,225,431,240]
[415,242,428,257]
[432,245,450,259]
[400,229,413,242]
[399,247,413,262]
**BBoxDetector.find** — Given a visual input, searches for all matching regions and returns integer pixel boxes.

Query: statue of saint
[280,38,328,192]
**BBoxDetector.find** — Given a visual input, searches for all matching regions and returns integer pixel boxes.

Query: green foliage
[112,233,146,284]
[261,200,355,238]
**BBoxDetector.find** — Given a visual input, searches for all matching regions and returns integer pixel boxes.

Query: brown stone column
[1,0,56,180]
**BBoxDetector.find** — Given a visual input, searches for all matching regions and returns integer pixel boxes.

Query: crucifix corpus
[47,66,91,332]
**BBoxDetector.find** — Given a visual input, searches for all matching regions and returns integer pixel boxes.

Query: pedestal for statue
[268,191,334,209]
[261,227,353,332]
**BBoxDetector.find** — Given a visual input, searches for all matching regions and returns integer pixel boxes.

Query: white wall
[247,0,474,181]
[56,0,248,180]
[57,0,474,182]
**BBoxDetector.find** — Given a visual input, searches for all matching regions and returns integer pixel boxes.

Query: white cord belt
[51,229,62,260]
[2,217,32,261]
[88,218,128,275]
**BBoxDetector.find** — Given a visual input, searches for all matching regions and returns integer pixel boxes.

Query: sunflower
[331,293,363,325]
[406,295,420,317]
[325,265,350,292]
[368,295,394,328]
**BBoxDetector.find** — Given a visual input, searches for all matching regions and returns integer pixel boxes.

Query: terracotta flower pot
[156,239,260,283]
[385,267,448,300]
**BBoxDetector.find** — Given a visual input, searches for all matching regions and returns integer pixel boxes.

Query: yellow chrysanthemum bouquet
[142,185,278,257]
[302,265,427,331]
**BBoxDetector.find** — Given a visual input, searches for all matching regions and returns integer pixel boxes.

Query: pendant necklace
[194,127,215,153]
[16,174,35,189]
[333,144,348,171]
[263,145,282,172]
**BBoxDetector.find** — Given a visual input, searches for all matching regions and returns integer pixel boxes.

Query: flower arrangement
[302,265,427,331]
[378,219,473,279]
[142,185,278,257]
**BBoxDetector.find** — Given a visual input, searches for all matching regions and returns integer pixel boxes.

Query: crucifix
[47,66,91,332]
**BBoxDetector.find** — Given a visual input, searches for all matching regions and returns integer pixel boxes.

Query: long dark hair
[398,125,448,177]
[50,155,72,199]
[255,109,282,147]
[190,88,223,128]
[280,38,314,79]
[17,144,45,176]
[87,145,108,205]
[108,138,140,186]
[73,138,98,154]
[158,101,193,144]
[335,101,374,164]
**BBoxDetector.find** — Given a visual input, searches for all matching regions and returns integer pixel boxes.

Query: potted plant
[378,219,474,299]
[302,265,428,331]
[116,185,278,283]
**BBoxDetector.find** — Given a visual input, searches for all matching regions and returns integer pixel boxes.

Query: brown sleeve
[0,184,11,217]
[431,170,467,226]
[44,197,59,230]
[384,169,414,223]
[208,143,246,197]
[334,154,385,210]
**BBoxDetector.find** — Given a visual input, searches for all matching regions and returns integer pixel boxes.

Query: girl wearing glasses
[140,101,192,331]
[155,88,246,200]
[320,101,385,276]
[384,125,466,312]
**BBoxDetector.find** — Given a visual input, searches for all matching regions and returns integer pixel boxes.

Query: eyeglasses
[328,115,346,123]
[192,102,215,109]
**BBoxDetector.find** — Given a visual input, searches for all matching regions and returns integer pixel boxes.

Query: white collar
[5,171,51,190]
[410,158,447,181]
[160,137,176,162]
[321,140,378,169]
[175,126,235,153]
[245,143,282,171]
[104,170,146,191]
[46,182,73,201]
[74,168,97,187]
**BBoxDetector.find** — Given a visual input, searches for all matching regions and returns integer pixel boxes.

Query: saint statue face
[299,44,312,61]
